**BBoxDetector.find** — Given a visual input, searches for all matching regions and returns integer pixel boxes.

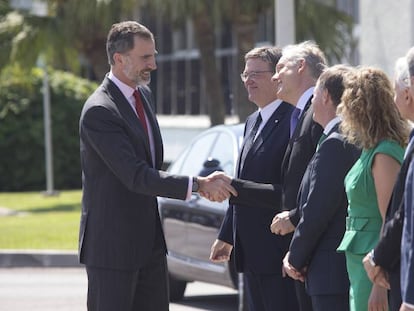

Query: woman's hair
[338,66,409,149]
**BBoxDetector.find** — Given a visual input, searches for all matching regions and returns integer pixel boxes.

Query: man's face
[311,81,325,125]
[273,55,302,104]
[242,58,278,108]
[394,80,411,119]
[119,36,157,87]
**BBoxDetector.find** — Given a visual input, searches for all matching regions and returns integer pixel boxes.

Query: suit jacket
[218,102,293,273]
[229,98,323,214]
[288,124,360,296]
[401,142,414,305]
[78,76,188,270]
[375,137,414,270]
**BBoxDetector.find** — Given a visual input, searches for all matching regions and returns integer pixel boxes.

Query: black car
[158,123,244,301]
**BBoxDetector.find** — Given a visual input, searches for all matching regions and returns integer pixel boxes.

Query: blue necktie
[290,107,301,137]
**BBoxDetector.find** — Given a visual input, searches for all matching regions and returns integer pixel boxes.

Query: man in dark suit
[210,46,297,311]
[214,41,326,311]
[270,41,325,311]
[78,21,236,311]
[400,46,414,311]
[282,65,360,311]
[362,48,414,311]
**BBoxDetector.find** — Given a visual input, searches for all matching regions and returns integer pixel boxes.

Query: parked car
[158,123,245,302]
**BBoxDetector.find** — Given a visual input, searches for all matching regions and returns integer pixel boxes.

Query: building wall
[359,0,414,76]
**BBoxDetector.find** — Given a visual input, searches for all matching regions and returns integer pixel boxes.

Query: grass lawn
[0,190,82,250]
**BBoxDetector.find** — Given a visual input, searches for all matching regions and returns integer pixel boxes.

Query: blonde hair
[338,66,409,149]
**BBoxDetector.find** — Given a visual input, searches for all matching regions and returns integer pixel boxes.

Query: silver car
[158,123,244,301]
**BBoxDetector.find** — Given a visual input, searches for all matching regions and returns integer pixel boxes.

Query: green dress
[337,140,404,311]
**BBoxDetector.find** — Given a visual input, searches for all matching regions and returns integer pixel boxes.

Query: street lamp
[11,0,58,196]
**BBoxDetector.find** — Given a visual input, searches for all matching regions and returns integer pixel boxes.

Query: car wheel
[168,273,187,302]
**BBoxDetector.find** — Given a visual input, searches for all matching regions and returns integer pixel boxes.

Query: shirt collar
[258,99,283,125]
[296,87,315,111]
[108,71,136,101]
[324,116,341,135]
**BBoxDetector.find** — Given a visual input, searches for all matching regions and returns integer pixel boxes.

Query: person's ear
[113,52,124,65]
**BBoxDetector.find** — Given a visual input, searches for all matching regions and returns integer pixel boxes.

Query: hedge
[0,66,98,191]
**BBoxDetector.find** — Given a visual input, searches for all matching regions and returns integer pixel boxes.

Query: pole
[40,58,57,196]
[275,0,296,46]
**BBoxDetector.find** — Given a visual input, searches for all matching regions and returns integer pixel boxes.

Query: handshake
[195,171,238,202]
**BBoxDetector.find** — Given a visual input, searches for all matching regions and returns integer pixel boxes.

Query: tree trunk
[192,9,226,126]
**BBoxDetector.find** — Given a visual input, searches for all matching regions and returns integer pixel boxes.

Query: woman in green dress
[337,67,410,311]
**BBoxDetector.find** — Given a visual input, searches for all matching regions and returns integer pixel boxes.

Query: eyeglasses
[240,70,274,82]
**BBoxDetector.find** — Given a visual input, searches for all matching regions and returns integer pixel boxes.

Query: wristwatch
[368,249,377,267]
[192,177,199,192]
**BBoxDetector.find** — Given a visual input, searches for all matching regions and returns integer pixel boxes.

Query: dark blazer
[218,102,293,273]
[288,124,360,296]
[374,135,414,309]
[401,142,414,306]
[78,76,188,270]
[229,98,323,213]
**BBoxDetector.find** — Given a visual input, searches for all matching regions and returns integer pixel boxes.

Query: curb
[0,250,82,268]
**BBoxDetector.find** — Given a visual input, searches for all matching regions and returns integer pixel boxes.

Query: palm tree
[1,0,354,123]
[0,0,137,79]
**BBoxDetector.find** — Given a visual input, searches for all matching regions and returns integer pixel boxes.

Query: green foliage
[295,0,354,64]
[0,190,81,250]
[0,66,97,191]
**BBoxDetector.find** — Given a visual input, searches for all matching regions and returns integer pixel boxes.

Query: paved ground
[0,115,242,310]
[0,267,237,311]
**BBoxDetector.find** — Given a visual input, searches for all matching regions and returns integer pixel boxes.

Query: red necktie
[133,90,149,137]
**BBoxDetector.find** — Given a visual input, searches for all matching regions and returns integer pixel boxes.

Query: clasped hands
[282,252,306,282]
[362,253,390,290]
[197,171,237,202]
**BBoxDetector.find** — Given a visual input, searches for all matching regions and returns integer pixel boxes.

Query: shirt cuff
[185,177,193,201]
[403,302,414,310]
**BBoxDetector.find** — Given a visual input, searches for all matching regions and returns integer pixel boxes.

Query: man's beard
[124,68,151,86]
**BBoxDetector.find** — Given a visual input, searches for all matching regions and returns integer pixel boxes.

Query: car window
[209,132,236,176]
[172,132,218,176]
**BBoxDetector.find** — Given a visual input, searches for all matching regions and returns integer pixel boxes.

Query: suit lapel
[282,97,313,172]
[238,102,291,175]
[103,78,154,165]
[138,86,164,169]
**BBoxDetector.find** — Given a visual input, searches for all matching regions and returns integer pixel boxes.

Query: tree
[0,0,354,124]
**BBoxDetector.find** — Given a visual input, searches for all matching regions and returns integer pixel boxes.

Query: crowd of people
[78,20,414,311]
[208,39,414,311]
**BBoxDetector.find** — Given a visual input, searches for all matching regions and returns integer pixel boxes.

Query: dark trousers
[86,236,169,310]
[295,280,313,311]
[389,267,402,311]
[244,271,299,311]
[310,293,349,311]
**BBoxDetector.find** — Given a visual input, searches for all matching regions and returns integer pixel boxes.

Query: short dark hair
[245,46,282,71]
[318,65,354,107]
[106,21,154,65]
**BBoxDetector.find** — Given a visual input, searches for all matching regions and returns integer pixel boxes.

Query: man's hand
[400,303,414,311]
[368,284,388,311]
[362,253,390,289]
[197,173,237,202]
[270,211,295,235]
[282,252,305,282]
[210,239,233,262]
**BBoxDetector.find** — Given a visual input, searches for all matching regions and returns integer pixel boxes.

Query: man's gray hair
[282,41,328,79]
